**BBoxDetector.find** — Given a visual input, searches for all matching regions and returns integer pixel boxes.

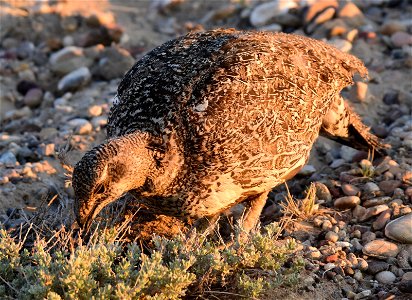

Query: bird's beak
[76,198,108,233]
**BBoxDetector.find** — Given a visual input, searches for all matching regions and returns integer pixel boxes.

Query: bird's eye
[94,184,106,195]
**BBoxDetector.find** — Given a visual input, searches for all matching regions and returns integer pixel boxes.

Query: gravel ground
[0,0,411,299]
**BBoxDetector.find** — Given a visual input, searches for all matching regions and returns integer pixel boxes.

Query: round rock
[363,239,400,258]
[57,67,91,92]
[334,196,360,209]
[68,118,93,135]
[249,0,297,27]
[367,260,389,275]
[23,88,43,108]
[325,231,339,242]
[364,182,380,193]
[341,184,360,196]
[398,280,412,293]
[391,31,412,48]
[375,271,396,284]
[385,213,412,244]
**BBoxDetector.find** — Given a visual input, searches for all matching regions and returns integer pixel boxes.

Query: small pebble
[347,253,358,266]
[249,0,297,27]
[314,182,332,202]
[391,31,412,48]
[354,290,371,300]
[385,213,412,244]
[322,220,333,231]
[402,272,412,281]
[363,240,400,258]
[23,88,43,108]
[362,231,376,244]
[330,158,346,168]
[379,180,402,194]
[353,270,363,281]
[325,231,339,243]
[88,105,103,117]
[360,204,390,221]
[334,196,360,209]
[324,263,335,271]
[367,260,389,275]
[0,151,17,167]
[398,280,412,293]
[336,241,351,248]
[357,258,368,271]
[372,209,391,231]
[67,118,93,135]
[308,247,322,260]
[57,67,91,92]
[363,182,380,193]
[375,271,396,284]
[341,184,360,196]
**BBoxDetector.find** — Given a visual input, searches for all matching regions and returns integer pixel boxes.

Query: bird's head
[72,133,156,231]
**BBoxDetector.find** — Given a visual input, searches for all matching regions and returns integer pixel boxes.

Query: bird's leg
[240,191,269,235]
[192,214,220,235]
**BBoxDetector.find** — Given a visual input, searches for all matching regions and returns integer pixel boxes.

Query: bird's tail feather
[320,95,390,154]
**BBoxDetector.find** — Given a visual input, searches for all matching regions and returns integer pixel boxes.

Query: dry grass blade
[56,135,74,186]
[280,183,318,220]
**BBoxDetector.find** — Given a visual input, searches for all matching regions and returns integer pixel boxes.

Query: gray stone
[330,158,345,168]
[57,67,91,92]
[397,250,411,269]
[364,182,380,193]
[398,280,412,293]
[391,31,412,48]
[50,46,93,75]
[402,272,412,281]
[354,290,371,300]
[363,196,391,208]
[23,88,43,108]
[362,231,376,244]
[340,146,359,162]
[375,271,396,284]
[327,38,352,53]
[314,182,332,202]
[298,164,316,175]
[0,151,17,167]
[385,213,412,244]
[259,23,282,32]
[249,0,297,27]
[379,180,402,194]
[94,46,134,80]
[367,260,389,275]
[16,41,35,59]
[67,118,93,135]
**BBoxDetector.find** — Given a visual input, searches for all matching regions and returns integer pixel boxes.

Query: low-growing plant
[0,220,303,299]
[359,150,375,178]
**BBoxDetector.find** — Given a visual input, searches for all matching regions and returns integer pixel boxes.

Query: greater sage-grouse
[73,29,387,232]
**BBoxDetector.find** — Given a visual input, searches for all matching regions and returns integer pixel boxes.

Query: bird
[72,29,388,233]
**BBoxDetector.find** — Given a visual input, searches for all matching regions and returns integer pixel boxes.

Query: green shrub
[0,222,302,299]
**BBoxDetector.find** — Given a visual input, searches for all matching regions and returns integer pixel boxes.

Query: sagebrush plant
[0,220,303,299]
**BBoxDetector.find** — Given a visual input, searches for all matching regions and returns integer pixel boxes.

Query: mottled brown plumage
[72,29,387,232]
